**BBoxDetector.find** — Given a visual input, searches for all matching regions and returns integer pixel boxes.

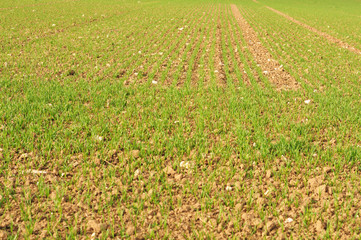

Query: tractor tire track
[230,4,299,91]
[266,6,361,55]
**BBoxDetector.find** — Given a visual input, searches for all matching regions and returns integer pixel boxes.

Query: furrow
[201,5,215,87]
[230,4,300,91]
[266,6,361,55]
[207,4,219,87]
[220,5,240,88]
[190,20,207,87]
[241,6,314,89]
[225,6,251,87]
[215,5,227,87]
[229,6,265,90]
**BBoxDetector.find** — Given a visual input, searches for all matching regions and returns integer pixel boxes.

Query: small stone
[235,203,243,211]
[266,169,272,178]
[257,197,266,206]
[94,135,103,141]
[227,221,234,229]
[208,218,217,227]
[88,220,101,233]
[163,166,175,175]
[217,223,223,232]
[308,176,323,189]
[0,231,8,239]
[315,220,325,233]
[266,221,278,232]
[126,225,135,235]
[99,224,108,231]
[174,174,182,181]
[134,169,140,178]
[315,185,327,196]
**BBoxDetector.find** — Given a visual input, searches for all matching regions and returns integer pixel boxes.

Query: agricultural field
[1,0,361,238]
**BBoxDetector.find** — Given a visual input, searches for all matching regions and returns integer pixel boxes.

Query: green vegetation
[1,0,361,238]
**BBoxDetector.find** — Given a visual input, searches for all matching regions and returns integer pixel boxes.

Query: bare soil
[231,4,300,91]
[2,151,360,239]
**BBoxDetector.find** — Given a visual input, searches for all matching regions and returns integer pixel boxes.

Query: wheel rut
[266,6,361,55]
[230,4,299,91]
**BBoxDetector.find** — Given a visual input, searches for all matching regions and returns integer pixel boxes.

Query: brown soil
[266,6,361,55]
[227,7,252,86]
[230,4,300,91]
[2,151,361,239]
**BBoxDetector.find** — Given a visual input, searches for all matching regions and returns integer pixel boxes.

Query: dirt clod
[308,175,323,189]
[126,225,135,235]
[163,166,176,175]
[315,184,327,196]
[67,70,76,76]
[131,150,140,158]
[230,4,299,90]
[266,221,278,232]
[88,220,102,233]
[266,169,272,178]
[315,220,326,233]
[0,231,8,239]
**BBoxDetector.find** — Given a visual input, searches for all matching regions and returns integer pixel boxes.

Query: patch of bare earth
[2,135,361,238]
[230,4,299,91]
[266,6,361,55]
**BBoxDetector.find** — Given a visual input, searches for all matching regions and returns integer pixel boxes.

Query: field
[1,0,361,238]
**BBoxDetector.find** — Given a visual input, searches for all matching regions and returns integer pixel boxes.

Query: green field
[1,0,361,238]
